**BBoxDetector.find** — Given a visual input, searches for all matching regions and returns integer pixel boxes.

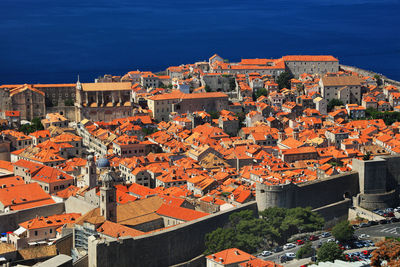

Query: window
[35,231,38,236]
[50,229,52,234]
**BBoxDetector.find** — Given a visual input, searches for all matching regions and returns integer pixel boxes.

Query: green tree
[276,72,293,90]
[235,112,246,129]
[317,242,344,262]
[255,88,268,99]
[209,111,219,120]
[204,228,236,255]
[296,241,314,259]
[332,220,354,243]
[374,74,383,86]
[19,118,44,135]
[327,99,344,112]
[205,85,212,92]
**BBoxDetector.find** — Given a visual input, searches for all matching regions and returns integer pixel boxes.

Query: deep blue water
[0,0,399,84]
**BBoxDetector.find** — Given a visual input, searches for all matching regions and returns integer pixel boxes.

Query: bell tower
[84,154,97,189]
[100,171,117,222]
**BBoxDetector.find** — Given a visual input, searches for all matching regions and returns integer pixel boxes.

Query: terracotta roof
[0,183,54,210]
[97,220,144,238]
[321,76,364,86]
[206,248,255,265]
[19,213,81,230]
[156,203,209,221]
[81,82,132,91]
[282,55,338,62]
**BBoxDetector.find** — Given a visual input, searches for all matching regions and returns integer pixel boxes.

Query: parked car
[327,238,335,243]
[283,243,295,250]
[285,252,296,259]
[359,222,370,228]
[309,235,319,241]
[379,219,389,224]
[370,220,378,226]
[296,239,305,246]
[280,255,287,263]
[261,250,272,257]
[359,234,370,239]
[272,246,283,253]
[391,217,400,223]
[321,232,331,238]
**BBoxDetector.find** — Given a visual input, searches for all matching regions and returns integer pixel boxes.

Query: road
[260,236,330,264]
[355,222,400,238]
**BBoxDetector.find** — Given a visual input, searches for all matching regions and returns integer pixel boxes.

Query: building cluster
[0,54,399,266]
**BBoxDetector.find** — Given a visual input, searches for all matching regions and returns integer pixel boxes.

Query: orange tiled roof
[20,213,81,230]
[156,203,209,221]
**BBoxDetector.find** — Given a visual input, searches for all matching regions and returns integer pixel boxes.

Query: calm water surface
[0,0,399,84]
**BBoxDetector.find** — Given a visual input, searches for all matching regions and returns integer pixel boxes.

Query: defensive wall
[0,202,65,233]
[256,172,360,211]
[87,201,258,267]
[312,199,352,228]
[340,64,400,87]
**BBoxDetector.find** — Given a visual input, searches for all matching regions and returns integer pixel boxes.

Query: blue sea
[0,0,399,84]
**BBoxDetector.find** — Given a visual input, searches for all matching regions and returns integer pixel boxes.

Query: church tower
[100,170,117,222]
[75,75,83,122]
[83,154,97,189]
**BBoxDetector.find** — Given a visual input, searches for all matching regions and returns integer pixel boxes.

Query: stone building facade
[0,84,46,121]
[75,82,133,122]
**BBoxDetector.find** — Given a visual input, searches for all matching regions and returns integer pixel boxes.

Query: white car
[283,243,295,250]
[359,234,370,239]
[261,250,272,257]
[327,238,335,243]
[285,252,296,258]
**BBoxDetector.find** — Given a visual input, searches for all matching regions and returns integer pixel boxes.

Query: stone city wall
[88,202,258,267]
[0,202,65,233]
[340,64,400,87]
[256,172,360,211]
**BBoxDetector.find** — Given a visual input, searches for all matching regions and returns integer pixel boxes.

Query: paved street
[355,222,400,238]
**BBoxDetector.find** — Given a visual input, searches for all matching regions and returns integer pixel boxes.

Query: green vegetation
[374,74,383,86]
[209,111,220,120]
[141,127,158,136]
[254,88,268,99]
[19,117,44,135]
[327,99,344,112]
[204,207,324,255]
[64,98,74,106]
[331,220,354,243]
[317,242,344,262]
[276,71,293,90]
[366,108,400,125]
[205,85,211,92]
[235,112,246,129]
[296,241,313,259]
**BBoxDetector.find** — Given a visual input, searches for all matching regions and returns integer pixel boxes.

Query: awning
[13,227,26,236]
[28,242,37,246]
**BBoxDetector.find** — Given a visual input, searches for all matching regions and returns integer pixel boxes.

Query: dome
[97,157,110,168]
